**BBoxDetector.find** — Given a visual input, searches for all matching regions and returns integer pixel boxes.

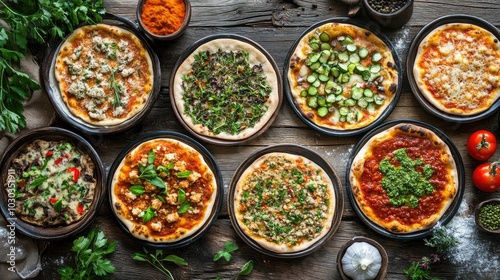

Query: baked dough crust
[349,123,458,233]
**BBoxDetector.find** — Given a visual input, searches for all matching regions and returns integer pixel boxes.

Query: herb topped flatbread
[54,24,154,126]
[172,38,280,141]
[287,22,399,130]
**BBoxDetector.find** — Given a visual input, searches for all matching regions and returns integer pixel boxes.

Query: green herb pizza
[233,152,336,253]
[172,38,280,140]
[287,22,399,130]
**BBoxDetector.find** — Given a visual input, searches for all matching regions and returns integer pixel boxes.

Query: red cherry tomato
[466,130,497,161]
[472,162,500,192]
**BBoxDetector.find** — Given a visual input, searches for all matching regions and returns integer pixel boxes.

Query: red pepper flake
[77,203,85,214]
[49,197,58,204]
[18,179,26,187]
[46,150,54,157]
[54,157,63,165]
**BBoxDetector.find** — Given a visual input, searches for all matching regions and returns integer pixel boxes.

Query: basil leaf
[141,206,156,223]
[147,149,156,165]
[53,199,63,212]
[147,177,166,189]
[176,170,193,178]
[177,189,186,204]
[178,201,190,214]
[239,260,254,276]
[129,185,145,195]
[163,255,188,266]
[30,176,48,188]
[138,165,157,179]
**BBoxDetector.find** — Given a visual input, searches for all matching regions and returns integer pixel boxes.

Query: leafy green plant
[213,241,239,262]
[58,228,116,280]
[133,247,187,280]
[0,0,105,133]
[404,227,459,279]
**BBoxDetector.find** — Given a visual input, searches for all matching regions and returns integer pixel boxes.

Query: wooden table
[35,0,500,279]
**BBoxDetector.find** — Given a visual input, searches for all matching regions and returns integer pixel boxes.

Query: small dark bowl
[0,127,105,240]
[107,131,223,249]
[228,144,344,258]
[137,0,191,41]
[362,0,414,29]
[337,236,389,280]
[475,198,500,235]
[41,13,161,135]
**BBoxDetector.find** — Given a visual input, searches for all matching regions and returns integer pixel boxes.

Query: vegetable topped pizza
[111,138,218,243]
[349,123,458,233]
[233,152,336,253]
[413,23,500,115]
[172,37,280,141]
[54,24,154,126]
[7,140,96,227]
[287,22,399,131]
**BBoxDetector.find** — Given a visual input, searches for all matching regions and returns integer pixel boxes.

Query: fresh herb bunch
[404,227,459,279]
[58,227,116,280]
[133,247,187,280]
[423,228,459,254]
[0,0,105,133]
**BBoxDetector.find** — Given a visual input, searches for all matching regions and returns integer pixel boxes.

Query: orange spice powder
[141,0,186,35]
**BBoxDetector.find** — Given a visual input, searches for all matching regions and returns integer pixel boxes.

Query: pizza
[349,123,458,233]
[7,140,96,226]
[233,152,336,253]
[287,22,399,130]
[111,138,217,242]
[413,23,500,115]
[54,24,154,126]
[172,38,280,140]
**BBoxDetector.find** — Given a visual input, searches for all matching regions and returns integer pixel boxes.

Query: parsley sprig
[58,228,116,280]
[138,149,166,189]
[0,0,105,133]
[214,241,239,262]
[133,248,187,280]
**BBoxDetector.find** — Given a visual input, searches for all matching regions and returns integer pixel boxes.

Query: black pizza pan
[406,14,500,123]
[41,13,161,134]
[345,119,465,240]
[227,144,344,258]
[106,131,223,250]
[283,17,403,137]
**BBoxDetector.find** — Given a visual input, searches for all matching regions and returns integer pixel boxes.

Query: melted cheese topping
[415,24,500,114]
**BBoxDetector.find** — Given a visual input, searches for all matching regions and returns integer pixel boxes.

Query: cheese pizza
[287,22,399,130]
[233,152,336,253]
[172,38,280,141]
[55,24,154,126]
[349,123,458,233]
[413,23,500,115]
[111,139,217,242]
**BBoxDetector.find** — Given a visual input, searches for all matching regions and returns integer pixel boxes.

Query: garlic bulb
[341,241,382,280]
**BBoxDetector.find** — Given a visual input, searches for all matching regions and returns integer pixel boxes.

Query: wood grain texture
[32,0,500,279]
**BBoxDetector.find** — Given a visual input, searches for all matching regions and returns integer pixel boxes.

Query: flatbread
[413,23,500,115]
[233,152,335,253]
[173,38,280,140]
[55,24,154,126]
[288,22,399,130]
[111,138,217,242]
[349,123,458,233]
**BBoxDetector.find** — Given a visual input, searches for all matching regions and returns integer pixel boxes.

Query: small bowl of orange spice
[137,0,191,41]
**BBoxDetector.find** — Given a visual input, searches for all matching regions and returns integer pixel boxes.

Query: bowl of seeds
[475,198,500,235]
[362,0,414,29]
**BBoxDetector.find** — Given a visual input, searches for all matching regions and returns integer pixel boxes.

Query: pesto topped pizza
[287,22,399,131]
[172,37,280,141]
